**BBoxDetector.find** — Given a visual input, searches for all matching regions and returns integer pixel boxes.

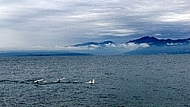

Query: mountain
[73,41,117,48]
[124,36,190,55]
[71,41,126,55]
[128,36,190,46]
[70,37,190,55]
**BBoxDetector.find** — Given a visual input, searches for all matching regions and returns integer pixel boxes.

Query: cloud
[120,43,150,50]
[55,45,97,51]
[158,12,190,22]
[0,0,190,50]
[54,42,149,54]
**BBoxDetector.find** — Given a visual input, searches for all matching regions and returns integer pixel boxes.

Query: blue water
[0,55,190,107]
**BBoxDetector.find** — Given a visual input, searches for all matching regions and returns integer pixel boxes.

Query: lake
[0,55,190,107]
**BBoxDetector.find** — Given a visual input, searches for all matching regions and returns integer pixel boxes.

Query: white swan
[88,79,95,84]
[56,78,65,83]
[34,79,44,84]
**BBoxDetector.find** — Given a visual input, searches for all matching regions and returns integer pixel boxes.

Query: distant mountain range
[127,36,190,46]
[1,36,190,56]
[73,36,190,48]
[125,36,190,55]
[72,36,190,55]
[73,41,117,48]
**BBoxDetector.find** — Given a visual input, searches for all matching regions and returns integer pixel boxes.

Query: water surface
[0,55,190,107]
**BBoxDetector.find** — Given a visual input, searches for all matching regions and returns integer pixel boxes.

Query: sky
[0,0,190,50]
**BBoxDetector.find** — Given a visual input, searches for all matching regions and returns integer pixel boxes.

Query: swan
[88,79,95,84]
[56,78,65,83]
[34,79,44,84]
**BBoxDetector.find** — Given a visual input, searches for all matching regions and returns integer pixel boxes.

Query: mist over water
[0,55,190,107]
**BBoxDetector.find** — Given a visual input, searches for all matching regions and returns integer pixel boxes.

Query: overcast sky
[0,0,190,50]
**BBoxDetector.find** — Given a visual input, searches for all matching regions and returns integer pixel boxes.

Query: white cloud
[139,43,150,48]
[58,42,149,54]
[93,22,112,27]
[99,28,136,37]
[158,12,190,22]
[109,29,136,36]
[55,45,97,51]
[166,43,183,46]
[121,43,150,50]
